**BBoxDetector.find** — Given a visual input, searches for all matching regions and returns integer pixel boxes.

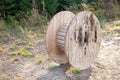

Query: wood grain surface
[46,11,75,63]
[65,11,101,70]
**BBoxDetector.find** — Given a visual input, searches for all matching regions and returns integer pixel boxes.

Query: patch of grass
[36,30,41,37]
[19,47,26,52]
[7,25,16,30]
[22,52,34,57]
[19,47,34,57]
[105,25,111,31]
[28,40,33,46]
[115,22,120,26]
[48,65,57,70]
[0,20,8,31]
[100,20,106,28]
[27,34,34,39]
[43,28,46,33]
[17,32,23,38]
[0,27,8,31]
[9,47,34,57]
[70,67,81,74]
[0,38,3,44]
[37,58,45,63]
[9,51,19,55]
[26,31,34,39]
[9,45,16,50]
[0,19,18,31]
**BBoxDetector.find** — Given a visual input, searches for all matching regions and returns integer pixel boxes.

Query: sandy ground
[0,26,120,80]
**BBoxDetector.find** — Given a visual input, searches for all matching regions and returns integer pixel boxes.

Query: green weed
[9,47,34,57]
[0,27,8,31]
[19,47,26,52]
[19,47,34,57]
[22,52,34,57]
[115,23,120,26]
[9,45,16,49]
[37,58,45,63]
[28,40,33,46]
[5,18,12,24]
[7,25,16,30]
[43,28,46,33]
[9,51,19,55]
[105,25,111,31]
[17,32,23,38]
[27,34,34,39]
[0,38,3,44]
[48,65,57,70]
[70,67,81,74]
[36,30,41,37]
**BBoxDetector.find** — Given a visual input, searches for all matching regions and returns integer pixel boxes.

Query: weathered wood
[46,11,75,63]
[65,11,101,70]
[46,11,101,70]
[56,24,69,52]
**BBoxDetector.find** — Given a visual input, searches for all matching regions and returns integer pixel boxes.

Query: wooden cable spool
[46,11,101,70]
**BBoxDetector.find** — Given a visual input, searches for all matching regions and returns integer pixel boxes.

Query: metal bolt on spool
[46,11,101,70]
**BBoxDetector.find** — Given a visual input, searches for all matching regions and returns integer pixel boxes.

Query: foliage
[48,65,57,70]
[0,0,32,19]
[36,0,44,13]
[10,51,19,55]
[37,58,45,63]
[22,52,34,57]
[115,22,120,26]
[9,47,34,57]
[45,0,59,16]
[0,0,120,28]
[0,38,3,44]
[57,0,70,12]
[0,0,16,19]
[28,40,33,46]
[70,67,81,74]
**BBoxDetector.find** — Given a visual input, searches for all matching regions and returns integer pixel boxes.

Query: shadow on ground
[37,63,92,80]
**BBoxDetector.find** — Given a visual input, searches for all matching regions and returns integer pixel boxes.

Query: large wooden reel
[46,11,75,63]
[66,11,101,70]
[46,11,101,70]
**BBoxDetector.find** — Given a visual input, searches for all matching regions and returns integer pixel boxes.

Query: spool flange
[46,11,101,70]
[66,11,101,70]
[46,11,75,63]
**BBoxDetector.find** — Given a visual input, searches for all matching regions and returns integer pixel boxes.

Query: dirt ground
[0,22,120,80]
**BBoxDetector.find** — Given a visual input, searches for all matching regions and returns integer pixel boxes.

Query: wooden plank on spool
[65,11,101,70]
[56,36,65,40]
[46,11,75,64]
[56,24,69,52]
